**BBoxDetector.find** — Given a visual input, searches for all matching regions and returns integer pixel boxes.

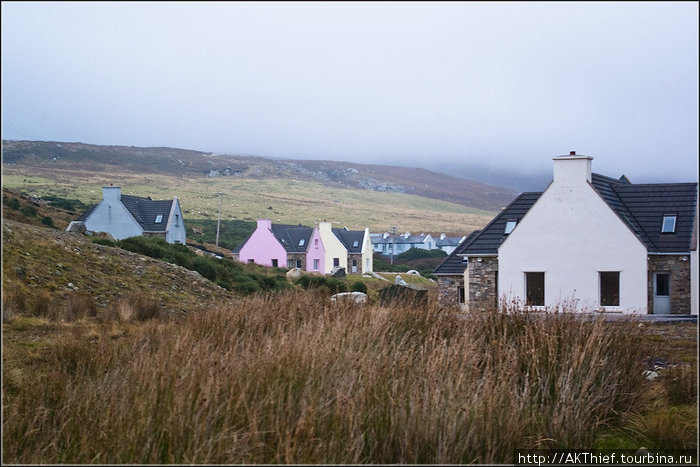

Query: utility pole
[390,226,398,265]
[215,192,224,248]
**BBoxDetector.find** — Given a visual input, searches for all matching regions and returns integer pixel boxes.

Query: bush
[41,216,55,227]
[20,205,37,217]
[4,197,20,209]
[295,275,347,294]
[350,281,367,293]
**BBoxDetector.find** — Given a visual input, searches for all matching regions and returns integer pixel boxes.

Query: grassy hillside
[2,140,516,211]
[2,170,497,241]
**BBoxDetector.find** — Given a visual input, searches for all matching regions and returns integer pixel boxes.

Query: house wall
[306,227,325,274]
[165,197,187,244]
[465,257,499,312]
[237,219,288,267]
[498,156,648,313]
[318,222,347,273]
[647,255,692,314]
[436,275,464,309]
[691,249,698,315]
[361,228,373,273]
[84,187,142,240]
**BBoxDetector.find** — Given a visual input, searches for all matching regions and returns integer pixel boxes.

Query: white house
[371,232,435,256]
[435,152,698,315]
[67,186,186,244]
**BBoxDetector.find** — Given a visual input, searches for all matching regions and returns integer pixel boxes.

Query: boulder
[286,267,302,282]
[330,266,346,280]
[330,292,368,304]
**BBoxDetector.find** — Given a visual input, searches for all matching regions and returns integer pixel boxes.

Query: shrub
[350,281,367,293]
[20,205,37,217]
[64,294,98,321]
[4,197,20,209]
[40,216,55,227]
[295,275,348,294]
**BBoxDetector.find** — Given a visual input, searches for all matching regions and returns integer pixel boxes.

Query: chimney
[553,151,593,185]
[102,185,121,202]
[319,221,332,233]
[257,219,272,230]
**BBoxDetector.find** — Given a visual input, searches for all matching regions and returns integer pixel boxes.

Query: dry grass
[2,290,652,464]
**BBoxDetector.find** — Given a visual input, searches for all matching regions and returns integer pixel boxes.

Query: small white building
[435,152,698,315]
[67,186,186,244]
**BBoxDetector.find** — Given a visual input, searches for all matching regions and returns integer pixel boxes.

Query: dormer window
[504,220,517,235]
[155,214,163,223]
[661,215,676,233]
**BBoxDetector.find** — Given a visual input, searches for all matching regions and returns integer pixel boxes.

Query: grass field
[2,168,497,236]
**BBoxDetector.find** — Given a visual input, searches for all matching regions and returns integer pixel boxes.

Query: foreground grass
[3,290,656,464]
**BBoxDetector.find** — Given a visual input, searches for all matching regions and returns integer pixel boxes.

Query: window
[656,273,670,296]
[175,214,179,227]
[599,271,620,307]
[287,259,294,268]
[504,220,517,235]
[525,272,545,306]
[353,240,359,247]
[458,286,465,304]
[314,239,319,248]
[313,259,319,270]
[661,215,676,233]
[299,239,305,247]
[271,259,278,268]
[248,259,255,264]
[155,214,163,223]
[296,259,302,268]
[333,258,340,267]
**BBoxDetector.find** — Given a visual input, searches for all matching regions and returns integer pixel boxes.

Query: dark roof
[433,230,481,275]
[591,175,697,253]
[441,173,697,261]
[120,195,174,232]
[270,223,313,253]
[77,195,175,232]
[436,236,463,247]
[456,192,543,256]
[333,228,365,253]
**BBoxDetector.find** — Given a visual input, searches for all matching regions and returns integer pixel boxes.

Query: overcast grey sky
[2,1,698,189]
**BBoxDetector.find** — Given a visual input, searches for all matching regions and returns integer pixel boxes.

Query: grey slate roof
[270,223,314,253]
[436,236,463,247]
[120,195,174,232]
[435,172,697,271]
[333,228,365,253]
[433,230,481,275]
[77,195,175,232]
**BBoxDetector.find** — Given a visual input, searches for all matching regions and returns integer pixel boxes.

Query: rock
[330,292,367,304]
[394,275,408,286]
[643,370,659,381]
[406,269,421,276]
[286,267,302,281]
[65,221,87,234]
[330,266,346,280]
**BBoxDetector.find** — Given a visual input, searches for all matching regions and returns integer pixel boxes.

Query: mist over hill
[2,140,516,211]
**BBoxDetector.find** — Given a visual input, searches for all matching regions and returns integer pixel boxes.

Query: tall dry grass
[2,289,647,464]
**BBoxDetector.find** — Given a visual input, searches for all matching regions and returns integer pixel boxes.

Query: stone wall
[467,256,499,312]
[647,255,691,314]
[436,275,464,308]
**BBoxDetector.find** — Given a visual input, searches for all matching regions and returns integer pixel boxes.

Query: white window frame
[661,215,676,233]
[155,214,163,223]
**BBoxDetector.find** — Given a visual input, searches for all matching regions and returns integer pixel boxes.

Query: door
[352,259,357,273]
[653,273,671,314]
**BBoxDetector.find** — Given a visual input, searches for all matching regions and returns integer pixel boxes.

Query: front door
[653,273,671,314]
[352,259,357,273]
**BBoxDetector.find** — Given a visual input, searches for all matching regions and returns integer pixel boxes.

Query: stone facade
[466,256,499,312]
[647,255,691,314]
[436,275,464,308]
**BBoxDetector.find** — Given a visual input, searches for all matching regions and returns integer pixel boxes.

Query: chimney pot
[570,151,576,155]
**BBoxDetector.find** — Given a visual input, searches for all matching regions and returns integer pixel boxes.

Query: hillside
[2,219,235,318]
[2,140,516,211]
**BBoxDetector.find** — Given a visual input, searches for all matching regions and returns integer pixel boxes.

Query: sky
[2,1,698,191]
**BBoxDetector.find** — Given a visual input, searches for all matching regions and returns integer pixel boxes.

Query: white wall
[498,156,648,313]
[318,222,348,272]
[84,187,142,240]
[165,197,187,244]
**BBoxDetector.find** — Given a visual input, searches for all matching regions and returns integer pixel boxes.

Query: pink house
[233,219,326,271]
